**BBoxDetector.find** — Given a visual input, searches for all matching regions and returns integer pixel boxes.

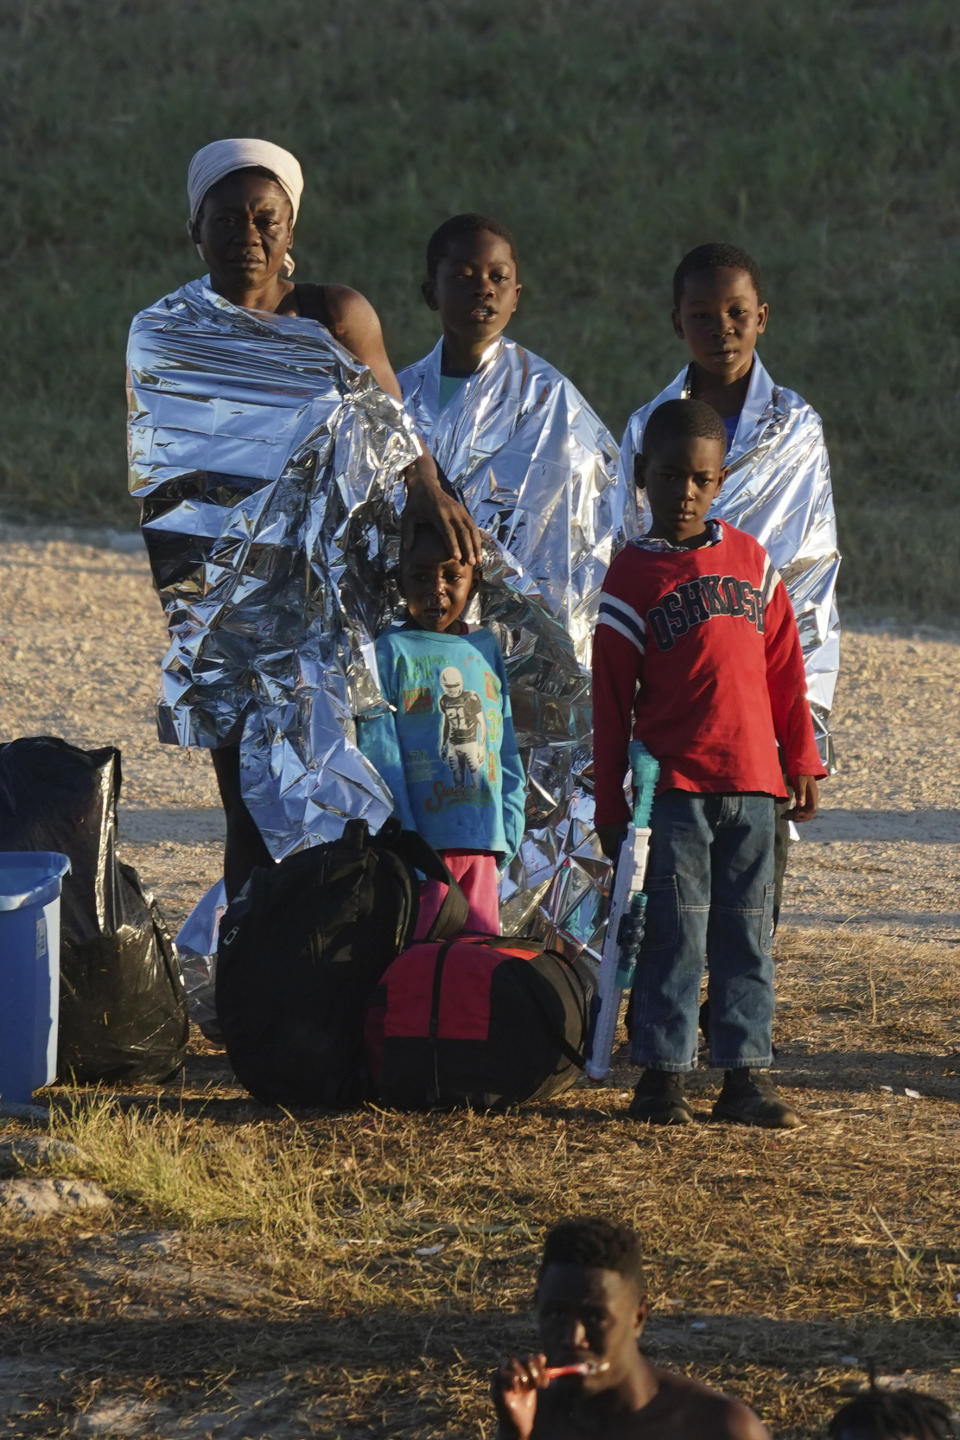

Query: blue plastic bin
[0,852,71,1104]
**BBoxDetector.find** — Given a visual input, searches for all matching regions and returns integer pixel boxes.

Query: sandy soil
[0,524,957,947]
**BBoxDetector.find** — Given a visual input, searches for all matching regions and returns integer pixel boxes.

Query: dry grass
[0,927,958,1437]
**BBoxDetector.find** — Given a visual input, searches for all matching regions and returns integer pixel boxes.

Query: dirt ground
[0,523,957,943]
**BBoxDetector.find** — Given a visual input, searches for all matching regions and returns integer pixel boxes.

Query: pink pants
[414,849,501,939]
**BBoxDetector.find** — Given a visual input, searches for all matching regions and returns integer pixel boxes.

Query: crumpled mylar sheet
[128,278,419,860]
[400,337,629,958]
[129,291,626,1001]
[170,878,225,1034]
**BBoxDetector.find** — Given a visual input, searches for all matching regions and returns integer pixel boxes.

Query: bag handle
[381,827,470,941]
[423,876,470,943]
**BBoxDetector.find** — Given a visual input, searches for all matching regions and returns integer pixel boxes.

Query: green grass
[3,0,959,615]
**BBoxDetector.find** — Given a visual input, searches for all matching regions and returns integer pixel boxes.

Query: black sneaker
[711,1069,800,1129]
[628,1069,693,1125]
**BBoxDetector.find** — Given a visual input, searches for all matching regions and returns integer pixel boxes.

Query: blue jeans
[630,791,776,1073]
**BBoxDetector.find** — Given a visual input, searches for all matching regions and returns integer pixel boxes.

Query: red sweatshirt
[592,521,826,826]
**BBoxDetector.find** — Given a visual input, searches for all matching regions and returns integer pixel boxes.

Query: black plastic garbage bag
[0,736,188,1083]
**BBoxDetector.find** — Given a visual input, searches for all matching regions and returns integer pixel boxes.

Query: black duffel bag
[0,736,188,1083]
[364,934,596,1110]
[215,818,468,1109]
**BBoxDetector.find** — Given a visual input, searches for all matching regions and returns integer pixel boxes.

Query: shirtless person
[492,1217,769,1440]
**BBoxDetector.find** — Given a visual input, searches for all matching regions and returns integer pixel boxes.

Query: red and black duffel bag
[364,934,595,1110]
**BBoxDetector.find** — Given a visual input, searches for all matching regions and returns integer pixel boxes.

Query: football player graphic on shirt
[438,666,487,789]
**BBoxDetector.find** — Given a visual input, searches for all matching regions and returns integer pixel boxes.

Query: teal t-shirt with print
[357,624,526,862]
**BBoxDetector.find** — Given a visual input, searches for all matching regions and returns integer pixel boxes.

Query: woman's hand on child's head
[787,775,819,822]
[596,823,628,861]
[403,456,481,566]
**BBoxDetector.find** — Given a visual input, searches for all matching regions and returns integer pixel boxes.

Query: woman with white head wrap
[186,139,477,549]
[187,138,305,277]
[134,137,480,900]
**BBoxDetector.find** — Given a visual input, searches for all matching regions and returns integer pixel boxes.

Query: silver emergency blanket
[400,337,627,954]
[174,879,226,1033]
[619,356,840,769]
[127,277,419,856]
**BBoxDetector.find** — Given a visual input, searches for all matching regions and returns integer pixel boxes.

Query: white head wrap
[186,138,304,276]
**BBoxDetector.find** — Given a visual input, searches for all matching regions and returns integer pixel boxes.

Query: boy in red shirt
[592,399,825,1127]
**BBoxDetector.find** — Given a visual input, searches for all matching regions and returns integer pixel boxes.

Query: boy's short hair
[538,1217,645,1291]
[426,212,519,279]
[673,242,765,307]
[404,521,447,555]
[642,398,726,458]
[828,1387,955,1439]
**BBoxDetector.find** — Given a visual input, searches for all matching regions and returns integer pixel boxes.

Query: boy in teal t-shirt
[357,525,526,936]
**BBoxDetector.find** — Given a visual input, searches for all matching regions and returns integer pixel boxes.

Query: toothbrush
[543,1361,609,1380]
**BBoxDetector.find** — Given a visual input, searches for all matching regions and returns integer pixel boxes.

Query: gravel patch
[0,527,956,943]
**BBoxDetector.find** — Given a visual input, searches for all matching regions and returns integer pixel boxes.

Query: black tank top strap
[291,282,332,331]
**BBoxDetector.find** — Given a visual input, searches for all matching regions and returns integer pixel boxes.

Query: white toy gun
[586,738,659,1082]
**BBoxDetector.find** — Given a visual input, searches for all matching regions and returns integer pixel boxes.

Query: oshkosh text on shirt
[648,576,767,651]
